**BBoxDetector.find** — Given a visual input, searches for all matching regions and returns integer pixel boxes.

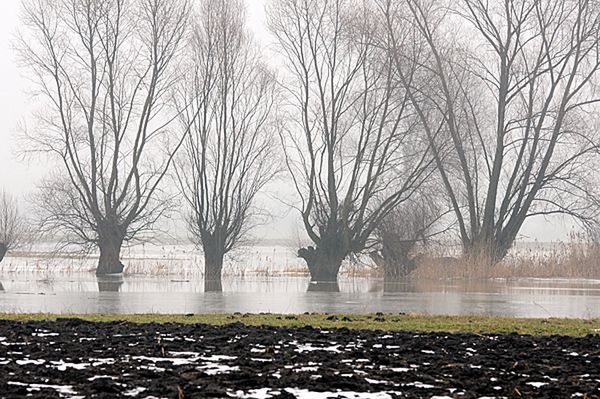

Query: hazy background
[0,0,574,243]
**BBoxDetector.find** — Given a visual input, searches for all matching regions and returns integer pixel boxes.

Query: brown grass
[412,240,600,280]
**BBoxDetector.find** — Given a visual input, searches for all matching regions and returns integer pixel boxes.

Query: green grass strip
[0,313,599,337]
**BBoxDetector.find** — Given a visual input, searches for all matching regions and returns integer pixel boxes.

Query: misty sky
[0,0,575,243]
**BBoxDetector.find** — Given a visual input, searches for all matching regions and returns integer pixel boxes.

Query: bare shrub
[372,193,448,279]
[0,190,29,263]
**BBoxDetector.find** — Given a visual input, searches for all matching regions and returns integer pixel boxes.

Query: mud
[0,318,599,398]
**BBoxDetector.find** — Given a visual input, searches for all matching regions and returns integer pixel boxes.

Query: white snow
[364,378,389,385]
[283,389,398,399]
[527,382,547,388]
[200,355,237,362]
[389,367,410,372]
[16,359,45,366]
[295,366,319,372]
[404,382,435,389]
[90,358,116,366]
[293,343,341,353]
[197,363,240,375]
[168,351,200,357]
[50,360,90,371]
[88,375,118,381]
[8,381,78,396]
[32,332,59,337]
[123,387,147,397]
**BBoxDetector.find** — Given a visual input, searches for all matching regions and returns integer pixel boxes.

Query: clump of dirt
[0,318,598,398]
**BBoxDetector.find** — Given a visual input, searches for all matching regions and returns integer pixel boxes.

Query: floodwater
[1,274,599,318]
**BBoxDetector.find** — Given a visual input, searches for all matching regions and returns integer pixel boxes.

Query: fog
[0,2,598,396]
[0,0,573,243]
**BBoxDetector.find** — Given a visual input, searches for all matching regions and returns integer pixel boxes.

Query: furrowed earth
[0,317,599,398]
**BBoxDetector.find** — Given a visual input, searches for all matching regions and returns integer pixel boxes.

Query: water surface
[1,274,599,318]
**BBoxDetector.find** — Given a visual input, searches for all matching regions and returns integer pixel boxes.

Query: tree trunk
[381,244,417,281]
[464,237,512,267]
[204,249,224,292]
[298,246,345,282]
[0,281,4,291]
[0,243,7,263]
[96,236,125,275]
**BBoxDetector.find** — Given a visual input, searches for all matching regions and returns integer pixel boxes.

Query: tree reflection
[204,279,223,293]
[307,281,340,292]
[97,275,124,292]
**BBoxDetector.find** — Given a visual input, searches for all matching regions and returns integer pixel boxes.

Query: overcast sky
[0,0,575,243]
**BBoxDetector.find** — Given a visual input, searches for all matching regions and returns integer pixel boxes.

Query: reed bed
[412,240,600,280]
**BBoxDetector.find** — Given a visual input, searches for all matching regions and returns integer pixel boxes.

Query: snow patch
[197,363,240,375]
[16,359,45,366]
[123,387,147,397]
[527,382,547,388]
[8,381,78,396]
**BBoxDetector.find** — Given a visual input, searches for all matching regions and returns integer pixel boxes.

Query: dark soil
[0,318,599,398]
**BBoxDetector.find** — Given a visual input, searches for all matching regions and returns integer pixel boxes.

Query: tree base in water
[97,275,124,292]
[307,281,340,292]
[204,279,223,292]
[95,263,124,276]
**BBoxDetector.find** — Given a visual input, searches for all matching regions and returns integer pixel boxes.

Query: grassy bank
[1,313,599,337]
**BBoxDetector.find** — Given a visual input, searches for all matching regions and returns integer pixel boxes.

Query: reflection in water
[97,275,124,292]
[204,279,223,293]
[1,274,600,317]
[383,279,414,293]
[307,281,340,292]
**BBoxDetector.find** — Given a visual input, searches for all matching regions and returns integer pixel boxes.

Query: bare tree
[18,0,190,274]
[383,0,600,264]
[175,0,279,291]
[268,0,435,283]
[372,191,448,279]
[0,190,29,263]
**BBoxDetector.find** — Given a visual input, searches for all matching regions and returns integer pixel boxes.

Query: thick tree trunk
[298,246,345,282]
[204,279,223,292]
[204,249,224,292]
[0,243,7,264]
[96,236,125,275]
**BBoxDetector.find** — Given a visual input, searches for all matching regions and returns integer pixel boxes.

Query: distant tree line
[4,0,600,290]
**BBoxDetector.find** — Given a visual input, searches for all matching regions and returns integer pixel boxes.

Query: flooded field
[1,273,599,318]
